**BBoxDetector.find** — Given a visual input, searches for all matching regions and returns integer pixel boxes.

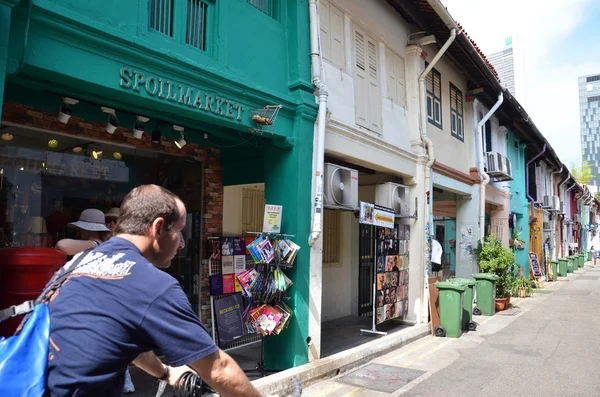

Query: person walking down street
[43,185,261,397]
[55,209,110,256]
[592,246,597,267]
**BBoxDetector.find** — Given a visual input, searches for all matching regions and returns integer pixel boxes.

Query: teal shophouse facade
[0,0,316,370]
[506,129,530,275]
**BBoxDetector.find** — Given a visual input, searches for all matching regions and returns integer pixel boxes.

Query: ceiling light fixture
[101,107,119,134]
[151,123,162,143]
[72,146,83,153]
[57,97,79,124]
[113,152,122,160]
[92,150,103,160]
[133,116,149,139]
[48,139,59,148]
[173,125,186,149]
[1,133,13,141]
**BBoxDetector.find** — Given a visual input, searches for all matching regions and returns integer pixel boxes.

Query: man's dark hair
[115,185,182,235]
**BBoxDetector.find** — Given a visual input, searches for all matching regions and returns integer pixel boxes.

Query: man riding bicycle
[43,185,261,397]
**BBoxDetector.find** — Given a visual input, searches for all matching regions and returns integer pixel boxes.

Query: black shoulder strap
[0,248,94,323]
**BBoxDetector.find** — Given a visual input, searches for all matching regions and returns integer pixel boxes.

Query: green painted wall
[2,0,317,370]
[506,130,530,275]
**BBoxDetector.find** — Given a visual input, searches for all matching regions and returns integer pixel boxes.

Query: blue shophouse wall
[506,130,530,275]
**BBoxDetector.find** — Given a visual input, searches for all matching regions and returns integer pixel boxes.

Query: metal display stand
[241,231,296,377]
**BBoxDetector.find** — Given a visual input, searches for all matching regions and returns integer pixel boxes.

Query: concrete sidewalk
[300,262,591,397]
[128,263,585,396]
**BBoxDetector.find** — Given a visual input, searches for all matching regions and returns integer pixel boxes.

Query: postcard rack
[241,231,297,376]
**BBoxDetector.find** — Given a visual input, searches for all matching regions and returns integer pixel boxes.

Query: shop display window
[0,126,203,312]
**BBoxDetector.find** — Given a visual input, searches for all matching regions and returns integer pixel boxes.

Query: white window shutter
[366,36,380,131]
[319,0,331,61]
[395,55,406,107]
[329,4,344,67]
[354,27,368,129]
[386,48,397,103]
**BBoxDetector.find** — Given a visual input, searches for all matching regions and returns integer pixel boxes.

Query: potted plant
[476,234,516,311]
[512,276,532,298]
[510,229,525,250]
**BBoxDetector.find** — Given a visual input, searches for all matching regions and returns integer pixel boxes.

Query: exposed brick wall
[1,100,222,327]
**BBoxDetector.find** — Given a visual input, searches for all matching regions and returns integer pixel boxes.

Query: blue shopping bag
[0,303,50,397]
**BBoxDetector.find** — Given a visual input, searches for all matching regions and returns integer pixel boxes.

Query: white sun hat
[68,209,110,232]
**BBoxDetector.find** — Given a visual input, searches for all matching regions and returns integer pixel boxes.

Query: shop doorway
[0,125,204,313]
[433,217,456,278]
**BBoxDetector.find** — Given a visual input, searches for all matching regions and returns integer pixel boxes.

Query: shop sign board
[213,294,246,345]
[119,67,245,123]
[359,201,395,229]
[262,204,283,233]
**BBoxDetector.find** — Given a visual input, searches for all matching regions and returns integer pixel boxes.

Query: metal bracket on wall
[395,197,418,220]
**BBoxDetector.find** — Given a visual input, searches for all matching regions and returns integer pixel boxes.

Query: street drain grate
[337,363,425,393]
[495,307,520,316]
[577,276,599,280]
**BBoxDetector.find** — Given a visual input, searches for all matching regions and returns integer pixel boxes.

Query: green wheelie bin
[577,254,583,269]
[472,273,499,316]
[588,250,593,261]
[434,281,466,338]
[448,278,477,331]
[558,258,568,277]
[550,260,558,281]
[580,254,585,268]
[567,256,574,273]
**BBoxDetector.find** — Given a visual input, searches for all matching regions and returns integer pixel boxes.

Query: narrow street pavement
[301,263,600,397]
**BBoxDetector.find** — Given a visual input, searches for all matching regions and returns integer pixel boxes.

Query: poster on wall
[375,223,410,324]
[459,225,474,260]
[214,294,247,345]
[262,204,283,233]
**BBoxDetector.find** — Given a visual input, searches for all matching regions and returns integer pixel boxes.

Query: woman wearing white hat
[55,209,110,256]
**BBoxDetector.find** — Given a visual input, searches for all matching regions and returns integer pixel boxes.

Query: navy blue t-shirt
[44,237,217,396]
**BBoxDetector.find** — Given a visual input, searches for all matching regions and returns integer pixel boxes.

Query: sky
[441,0,600,169]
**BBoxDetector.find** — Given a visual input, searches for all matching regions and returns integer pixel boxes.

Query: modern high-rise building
[486,36,526,107]
[579,73,600,186]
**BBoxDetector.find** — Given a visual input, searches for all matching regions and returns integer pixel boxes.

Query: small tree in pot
[474,234,515,305]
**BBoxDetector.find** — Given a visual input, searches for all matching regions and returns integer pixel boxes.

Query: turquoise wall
[506,130,530,275]
[2,0,317,369]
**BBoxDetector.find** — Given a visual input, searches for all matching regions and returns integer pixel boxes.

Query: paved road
[302,264,600,397]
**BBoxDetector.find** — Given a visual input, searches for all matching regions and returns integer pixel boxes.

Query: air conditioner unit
[485,151,513,181]
[543,195,560,211]
[375,182,410,216]
[324,163,359,209]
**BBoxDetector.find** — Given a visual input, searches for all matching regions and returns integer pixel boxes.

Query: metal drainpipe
[526,144,547,224]
[549,166,563,259]
[475,94,503,242]
[308,0,329,247]
[565,183,577,253]
[557,172,570,257]
[417,28,457,325]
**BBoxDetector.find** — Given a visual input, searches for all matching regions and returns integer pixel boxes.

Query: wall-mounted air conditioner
[543,195,560,211]
[375,182,410,217]
[324,163,359,209]
[486,151,513,181]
